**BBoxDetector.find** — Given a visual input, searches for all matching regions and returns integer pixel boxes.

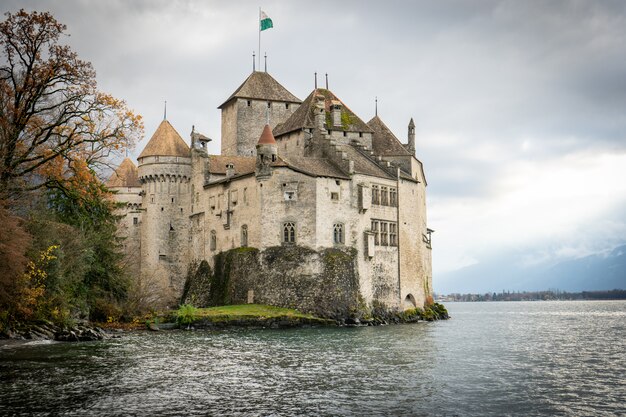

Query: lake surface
[1,301,625,416]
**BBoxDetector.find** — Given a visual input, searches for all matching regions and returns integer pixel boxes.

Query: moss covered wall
[186,245,361,319]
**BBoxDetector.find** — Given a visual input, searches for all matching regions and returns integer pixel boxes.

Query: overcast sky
[5,0,626,287]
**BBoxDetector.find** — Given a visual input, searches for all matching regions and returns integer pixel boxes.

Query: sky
[4,0,626,290]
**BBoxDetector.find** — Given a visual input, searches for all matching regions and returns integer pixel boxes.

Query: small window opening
[286,103,289,109]
[133,217,138,225]
[283,222,296,243]
[161,207,164,211]
[210,230,216,251]
[343,131,347,137]
[359,132,363,138]
[241,225,248,247]
[247,100,251,106]
[267,102,271,108]
[333,223,344,244]
[331,192,339,201]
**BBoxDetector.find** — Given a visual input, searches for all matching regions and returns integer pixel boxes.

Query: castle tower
[407,118,416,155]
[106,157,142,279]
[218,71,301,157]
[255,124,277,179]
[137,119,191,307]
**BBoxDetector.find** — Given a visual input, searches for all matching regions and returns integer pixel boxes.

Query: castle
[107,70,433,317]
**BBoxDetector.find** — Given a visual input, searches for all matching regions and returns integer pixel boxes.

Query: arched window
[210,230,216,251]
[333,223,344,244]
[283,222,296,243]
[241,224,248,247]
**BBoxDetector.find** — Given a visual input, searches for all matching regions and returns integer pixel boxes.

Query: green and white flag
[260,10,273,31]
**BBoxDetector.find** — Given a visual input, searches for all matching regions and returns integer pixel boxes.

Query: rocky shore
[0,320,111,342]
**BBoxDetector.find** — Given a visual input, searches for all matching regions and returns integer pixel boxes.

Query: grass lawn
[190,304,319,320]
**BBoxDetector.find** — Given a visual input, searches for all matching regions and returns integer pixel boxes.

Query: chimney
[226,163,235,178]
[331,100,342,127]
[314,94,325,131]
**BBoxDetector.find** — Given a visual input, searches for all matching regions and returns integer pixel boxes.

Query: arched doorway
[403,293,417,310]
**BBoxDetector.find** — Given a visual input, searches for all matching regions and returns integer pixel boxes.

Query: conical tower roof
[106,157,141,187]
[218,71,301,109]
[138,120,190,159]
[257,124,276,145]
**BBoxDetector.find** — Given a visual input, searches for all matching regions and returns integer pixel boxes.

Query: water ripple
[0,301,624,416]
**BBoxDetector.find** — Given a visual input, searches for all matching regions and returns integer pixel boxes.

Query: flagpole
[258,7,261,71]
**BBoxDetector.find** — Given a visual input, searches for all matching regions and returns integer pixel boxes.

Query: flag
[260,10,273,31]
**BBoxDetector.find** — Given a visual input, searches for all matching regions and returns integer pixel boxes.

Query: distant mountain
[435,245,626,294]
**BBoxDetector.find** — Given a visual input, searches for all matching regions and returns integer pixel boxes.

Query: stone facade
[111,69,433,314]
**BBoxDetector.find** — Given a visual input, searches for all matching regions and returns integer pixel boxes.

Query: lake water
[1,301,624,416]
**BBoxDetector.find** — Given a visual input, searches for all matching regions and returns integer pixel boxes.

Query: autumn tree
[0,9,142,203]
[0,10,144,328]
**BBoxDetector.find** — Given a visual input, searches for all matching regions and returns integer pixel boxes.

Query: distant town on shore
[437,289,626,302]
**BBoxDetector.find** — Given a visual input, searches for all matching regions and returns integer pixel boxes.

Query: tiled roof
[367,116,411,156]
[342,145,395,179]
[280,156,350,179]
[106,157,140,188]
[138,120,189,159]
[273,89,374,137]
[208,155,257,175]
[218,71,301,109]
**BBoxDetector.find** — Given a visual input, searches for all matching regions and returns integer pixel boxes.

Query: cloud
[4,0,626,290]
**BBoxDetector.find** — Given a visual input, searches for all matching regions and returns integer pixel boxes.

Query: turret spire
[164,100,167,120]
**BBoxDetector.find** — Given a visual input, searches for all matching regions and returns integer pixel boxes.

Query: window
[371,220,379,245]
[381,186,388,206]
[330,192,339,201]
[284,191,295,201]
[286,103,290,109]
[243,188,248,204]
[150,194,155,204]
[210,230,216,251]
[333,223,344,244]
[133,217,138,225]
[372,185,380,204]
[247,100,251,107]
[390,223,397,246]
[283,222,296,243]
[381,222,388,246]
[241,225,248,247]
[267,102,271,108]
[390,188,397,206]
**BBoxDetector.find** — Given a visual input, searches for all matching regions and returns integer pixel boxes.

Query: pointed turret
[256,124,277,179]
[138,120,189,160]
[407,118,416,155]
[106,157,141,188]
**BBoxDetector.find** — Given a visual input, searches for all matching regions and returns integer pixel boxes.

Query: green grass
[191,304,318,320]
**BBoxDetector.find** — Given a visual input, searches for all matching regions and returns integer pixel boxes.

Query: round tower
[255,124,277,179]
[137,119,191,308]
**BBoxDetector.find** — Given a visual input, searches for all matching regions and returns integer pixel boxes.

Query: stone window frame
[389,222,397,246]
[333,223,344,244]
[371,185,380,205]
[283,222,296,244]
[380,222,388,246]
[210,230,217,251]
[371,220,379,245]
[241,224,248,247]
[390,188,397,206]
[133,217,138,225]
[380,186,389,206]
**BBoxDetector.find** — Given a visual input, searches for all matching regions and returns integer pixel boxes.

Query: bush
[176,304,198,326]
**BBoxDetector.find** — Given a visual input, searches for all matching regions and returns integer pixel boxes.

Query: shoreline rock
[1,321,109,342]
